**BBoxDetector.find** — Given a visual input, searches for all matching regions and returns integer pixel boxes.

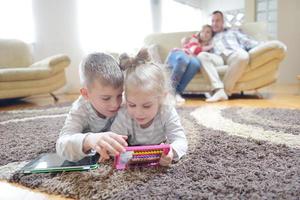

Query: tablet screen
[21,153,100,173]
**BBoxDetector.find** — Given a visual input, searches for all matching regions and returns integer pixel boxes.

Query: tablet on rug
[20,153,100,174]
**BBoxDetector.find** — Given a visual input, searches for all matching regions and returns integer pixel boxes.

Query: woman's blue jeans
[166,50,201,94]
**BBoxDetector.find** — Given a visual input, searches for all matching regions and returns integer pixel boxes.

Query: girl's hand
[202,44,214,52]
[83,132,128,162]
[159,146,173,166]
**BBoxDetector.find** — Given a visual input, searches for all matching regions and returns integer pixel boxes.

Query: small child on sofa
[56,52,128,162]
[180,24,214,56]
[111,48,188,166]
[166,24,213,103]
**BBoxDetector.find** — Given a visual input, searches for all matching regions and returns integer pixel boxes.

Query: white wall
[244,0,300,84]
[244,0,256,22]
[32,0,83,93]
[199,0,245,16]
[277,0,300,83]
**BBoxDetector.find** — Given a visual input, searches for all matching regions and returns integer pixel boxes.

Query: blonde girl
[111,49,188,166]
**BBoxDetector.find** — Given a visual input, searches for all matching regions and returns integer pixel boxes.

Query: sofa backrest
[144,22,269,62]
[240,22,269,41]
[144,31,196,62]
[0,39,33,68]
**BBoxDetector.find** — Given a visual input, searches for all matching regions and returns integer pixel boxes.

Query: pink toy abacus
[114,144,170,170]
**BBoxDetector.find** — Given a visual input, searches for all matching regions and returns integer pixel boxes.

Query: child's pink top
[182,34,202,56]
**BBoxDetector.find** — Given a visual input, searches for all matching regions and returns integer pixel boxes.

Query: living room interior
[0,0,299,199]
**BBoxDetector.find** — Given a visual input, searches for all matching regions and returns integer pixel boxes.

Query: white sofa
[0,39,70,100]
[144,22,287,94]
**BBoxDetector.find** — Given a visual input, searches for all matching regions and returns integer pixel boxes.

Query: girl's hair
[119,48,172,104]
[79,52,123,89]
[202,24,212,31]
[197,24,213,40]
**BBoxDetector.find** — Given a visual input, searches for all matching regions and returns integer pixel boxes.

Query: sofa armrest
[0,55,70,82]
[248,40,287,70]
[0,66,51,82]
[30,54,70,74]
[249,40,287,60]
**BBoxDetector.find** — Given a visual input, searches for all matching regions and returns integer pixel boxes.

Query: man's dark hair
[212,10,224,19]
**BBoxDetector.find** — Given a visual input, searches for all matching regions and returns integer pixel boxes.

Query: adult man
[198,10,259,102]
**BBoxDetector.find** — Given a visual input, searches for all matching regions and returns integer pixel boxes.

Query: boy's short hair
[79,52,123,89]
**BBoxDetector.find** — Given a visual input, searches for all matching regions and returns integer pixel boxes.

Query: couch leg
[254,90,263,99]
[50,93,59,102]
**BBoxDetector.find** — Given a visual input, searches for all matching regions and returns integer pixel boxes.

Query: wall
[199,0,245,16]
[32,0,83,93]
[244,0,256,22]
[244,0,300,83]
[277,0,300,83]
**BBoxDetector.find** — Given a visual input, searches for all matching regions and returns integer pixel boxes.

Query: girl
[167,24,214,103]
[111,49,188,166]
[181,24,214,56]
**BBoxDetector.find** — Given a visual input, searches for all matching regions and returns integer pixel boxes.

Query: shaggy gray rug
[0,105,299,200]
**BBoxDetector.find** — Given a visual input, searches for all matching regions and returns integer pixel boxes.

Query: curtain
[0,0,34,42]
[77,0,152,54]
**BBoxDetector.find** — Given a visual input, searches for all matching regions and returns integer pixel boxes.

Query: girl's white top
[111,105,188,160]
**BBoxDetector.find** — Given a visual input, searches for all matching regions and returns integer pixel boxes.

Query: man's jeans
[166,50,201,94]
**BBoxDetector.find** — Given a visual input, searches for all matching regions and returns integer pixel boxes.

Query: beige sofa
[144,22,287,94]
[0,39,70,100]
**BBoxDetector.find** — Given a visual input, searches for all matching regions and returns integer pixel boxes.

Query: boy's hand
[159,146,174,166]
[83,132,128,161]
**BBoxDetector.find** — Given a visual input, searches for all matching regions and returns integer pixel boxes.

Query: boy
[56,53,128,162]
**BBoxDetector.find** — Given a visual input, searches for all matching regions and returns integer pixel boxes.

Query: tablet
[20,153,100,174]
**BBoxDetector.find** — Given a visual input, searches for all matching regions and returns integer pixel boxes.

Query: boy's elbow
[56,138,70,161]
[56,137,82,162]
[181,142,188,157]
